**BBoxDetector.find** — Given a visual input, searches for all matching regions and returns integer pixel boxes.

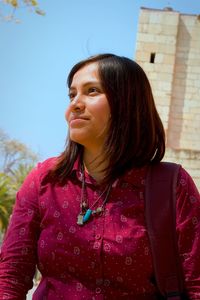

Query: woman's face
[65,62,111,151]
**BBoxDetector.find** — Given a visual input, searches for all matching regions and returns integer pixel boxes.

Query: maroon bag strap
[145,162,186,299]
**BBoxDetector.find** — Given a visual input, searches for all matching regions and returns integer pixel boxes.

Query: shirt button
[95,234,101,240]
[95,287,101,294]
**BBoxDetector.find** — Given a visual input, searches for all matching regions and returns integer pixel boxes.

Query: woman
[0,54,199,299]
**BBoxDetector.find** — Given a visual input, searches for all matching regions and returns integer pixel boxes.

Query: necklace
[77,165,112,226]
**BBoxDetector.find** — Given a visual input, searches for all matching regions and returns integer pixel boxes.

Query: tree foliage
[0,0,45,22]
[0,129,39,233]
[0,173,13,232]
[0,129,38,175]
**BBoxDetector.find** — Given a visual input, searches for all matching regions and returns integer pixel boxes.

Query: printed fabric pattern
[0,157,199,300]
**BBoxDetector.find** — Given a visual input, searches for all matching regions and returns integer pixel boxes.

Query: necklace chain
[77,164,112,226]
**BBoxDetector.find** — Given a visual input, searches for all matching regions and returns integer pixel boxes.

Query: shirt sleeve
[0,165,41,300]
[176,167,200,299]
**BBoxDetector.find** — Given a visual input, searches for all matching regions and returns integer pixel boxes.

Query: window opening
[150,53,156,63]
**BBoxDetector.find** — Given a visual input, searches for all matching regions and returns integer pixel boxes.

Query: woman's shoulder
[19,157,58,190]
[36,156,58,172]
[177,165,199,195]
[31,156,59,183]
[176,165,199,217]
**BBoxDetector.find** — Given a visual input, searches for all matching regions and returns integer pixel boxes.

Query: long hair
[48,53,165,185]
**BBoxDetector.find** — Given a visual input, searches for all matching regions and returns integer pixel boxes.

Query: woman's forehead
[70,62,100,87]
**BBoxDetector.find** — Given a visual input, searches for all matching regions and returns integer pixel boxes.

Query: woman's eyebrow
[70,80,101,90]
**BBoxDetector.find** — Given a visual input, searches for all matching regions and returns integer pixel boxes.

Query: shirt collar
[71,156,96,185]
[71,156,148,187]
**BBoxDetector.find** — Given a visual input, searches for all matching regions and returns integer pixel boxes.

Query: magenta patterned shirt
[0,157,200,299]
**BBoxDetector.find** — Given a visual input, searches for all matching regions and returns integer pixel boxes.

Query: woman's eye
[68,92,75,101]
[88,87,99,94]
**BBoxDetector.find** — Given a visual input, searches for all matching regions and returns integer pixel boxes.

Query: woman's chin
[69,133,87,145]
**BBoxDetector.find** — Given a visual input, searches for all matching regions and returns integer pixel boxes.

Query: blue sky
[1,0,200,161]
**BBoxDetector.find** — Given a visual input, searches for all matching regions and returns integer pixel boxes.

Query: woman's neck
[83,148,108,183]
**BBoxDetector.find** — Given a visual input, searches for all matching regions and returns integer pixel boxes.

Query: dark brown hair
[48,53,165,184]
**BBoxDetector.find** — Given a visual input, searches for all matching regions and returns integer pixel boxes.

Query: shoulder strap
[145,162,186,299]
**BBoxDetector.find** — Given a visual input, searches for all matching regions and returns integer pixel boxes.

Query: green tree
[0,129,39,233]
[0,173,13,232]
[0,129,38,175]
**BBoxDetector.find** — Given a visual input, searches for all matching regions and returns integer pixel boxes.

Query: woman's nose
[70,94,85,111]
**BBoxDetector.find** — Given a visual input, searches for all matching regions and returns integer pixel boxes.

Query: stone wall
[164,148,200,189]
[135,7,200,189]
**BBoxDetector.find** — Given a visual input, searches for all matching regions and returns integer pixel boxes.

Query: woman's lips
[69,117,89,127]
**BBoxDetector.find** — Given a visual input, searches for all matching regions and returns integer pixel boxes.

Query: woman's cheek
[65,108,70,123]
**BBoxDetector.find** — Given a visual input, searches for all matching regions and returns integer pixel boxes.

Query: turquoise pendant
[83,209,93,223]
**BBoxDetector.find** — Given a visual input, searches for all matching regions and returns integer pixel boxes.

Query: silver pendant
[77,214,84,225]
[96,207,103,215]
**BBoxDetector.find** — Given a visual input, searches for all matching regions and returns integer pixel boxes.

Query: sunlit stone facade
[135,7,200,188]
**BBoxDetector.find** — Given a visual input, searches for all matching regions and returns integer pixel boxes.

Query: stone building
[135,7,200,189]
